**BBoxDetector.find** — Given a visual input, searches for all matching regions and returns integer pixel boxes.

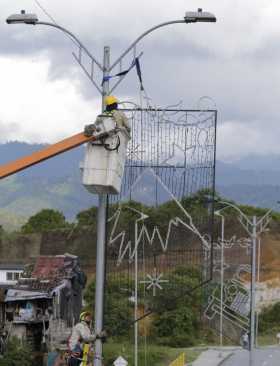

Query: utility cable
[34,0,57,25]
[33,0,79,47]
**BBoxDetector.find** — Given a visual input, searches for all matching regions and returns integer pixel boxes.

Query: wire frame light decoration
[104,104,217,338]
[204,224,252,345]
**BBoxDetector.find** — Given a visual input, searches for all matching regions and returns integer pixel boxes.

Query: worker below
[84,95,131,137]
[68,311,106,366]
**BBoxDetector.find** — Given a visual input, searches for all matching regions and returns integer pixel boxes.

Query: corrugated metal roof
[10,254,79,292]
[5,288,50,302]
[0,264,25,270]
[32,256,65,279]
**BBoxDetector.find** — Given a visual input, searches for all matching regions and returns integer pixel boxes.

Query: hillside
[1,142,280,229]
[0,142,96,229]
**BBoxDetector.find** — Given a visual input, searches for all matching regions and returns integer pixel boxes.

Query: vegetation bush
[76,206,97,227]
[85,275,134,337]
[85,266,203,347]
[0,337,33,366]
[149,267,202,347]
[259,302,280,333]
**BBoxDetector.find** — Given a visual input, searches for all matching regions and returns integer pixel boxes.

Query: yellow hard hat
[104,95,118,106]
[80,311,92,321]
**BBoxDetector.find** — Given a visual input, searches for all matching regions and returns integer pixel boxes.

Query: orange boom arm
[0,132,96,180]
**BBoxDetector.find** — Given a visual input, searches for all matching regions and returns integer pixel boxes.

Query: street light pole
[214,210,225,347]
[249,215,257,366]
[6,10,216,366]
[217,201,275,366]
[93,45,110,366]
[255,237,261,347]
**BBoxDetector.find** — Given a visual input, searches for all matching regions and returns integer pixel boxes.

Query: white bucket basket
[81,117,130,195]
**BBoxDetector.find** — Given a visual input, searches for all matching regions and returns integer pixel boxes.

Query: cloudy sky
[0,0,279,160]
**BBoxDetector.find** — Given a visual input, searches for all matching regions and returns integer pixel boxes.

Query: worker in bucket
[84,95,131,137]
[68,311,106,366]
[103,95,131,133]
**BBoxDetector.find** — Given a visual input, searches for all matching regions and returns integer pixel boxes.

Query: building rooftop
[8,253,86,296]
[0,264,25,271]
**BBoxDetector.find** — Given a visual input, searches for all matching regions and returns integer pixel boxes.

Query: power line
[33,0,79,47]
[34,0,57,25]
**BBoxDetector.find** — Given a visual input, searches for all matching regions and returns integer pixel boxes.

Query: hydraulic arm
[0,132,96,180]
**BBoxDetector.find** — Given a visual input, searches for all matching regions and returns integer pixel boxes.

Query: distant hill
[0,141,280,230]
[216,159,280,209]
[0,142,97,229]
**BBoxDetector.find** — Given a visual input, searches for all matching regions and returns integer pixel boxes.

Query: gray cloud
[1,0,280,158]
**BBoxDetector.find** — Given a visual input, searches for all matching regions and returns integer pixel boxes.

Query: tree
[76,206,98,227]
[84,266,202,346]
[259,302,280,333]
[21,209,69,233]
[84,274,134,337]
[149,266,203,347]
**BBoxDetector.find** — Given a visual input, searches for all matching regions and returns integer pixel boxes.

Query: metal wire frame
[203,216,253,345]
[105,107,217,335]
[113,108,217,202]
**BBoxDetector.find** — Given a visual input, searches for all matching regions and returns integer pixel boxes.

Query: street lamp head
[185,8,216,23]
[6,10,38,25]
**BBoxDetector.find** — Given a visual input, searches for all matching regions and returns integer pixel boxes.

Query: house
[2,253,87,353]
[0,264,24,285]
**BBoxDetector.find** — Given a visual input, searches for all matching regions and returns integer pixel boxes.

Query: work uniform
[111,110,131,133]
[68,321,97,366]
[84,110,130,138]
[95,109,131,133]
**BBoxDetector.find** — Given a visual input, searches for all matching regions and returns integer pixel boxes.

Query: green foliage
[0,337,33,366]
[75,189,280,240]
[149,267,202,347]
[259,302,280,333]
[76,206,98,227]
[84,274,134,337]
[238,204,280,222]
[182,188,214,209]
[212,192,280,223]
[76,189,215,242]
[0,225,4,237]
[85,266,202,347]
[21,209,70,233]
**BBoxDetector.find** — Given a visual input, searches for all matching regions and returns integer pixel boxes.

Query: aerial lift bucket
[80,117,130,195]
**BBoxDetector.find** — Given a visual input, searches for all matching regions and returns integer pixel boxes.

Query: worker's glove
[84,124,96,137]
[97,330,107,343]
[71,351,82,359]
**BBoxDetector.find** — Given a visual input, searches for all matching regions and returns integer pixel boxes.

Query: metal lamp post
[217,201,275,366]
[6,9,216,366]
[214,210,225,347]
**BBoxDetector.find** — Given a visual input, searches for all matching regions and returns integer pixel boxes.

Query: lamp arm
[110,19,185,71]
[218,201,253,226]
[256,208,273,227]
[37,21,103,71]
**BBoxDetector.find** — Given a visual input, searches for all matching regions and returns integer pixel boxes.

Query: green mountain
[0,175,96,231]
[1,141,280,230]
